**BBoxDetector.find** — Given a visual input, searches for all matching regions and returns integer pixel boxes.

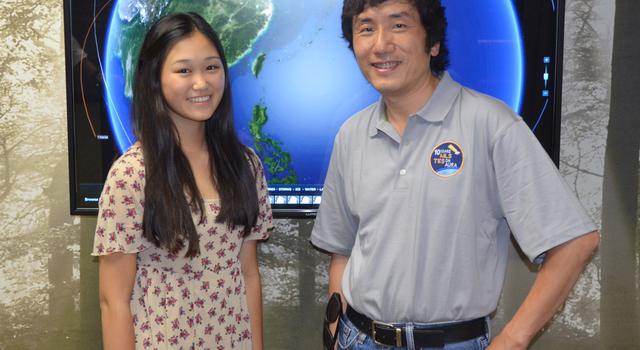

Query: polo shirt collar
[369,71,461,137]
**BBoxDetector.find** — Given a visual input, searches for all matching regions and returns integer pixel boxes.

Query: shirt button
[399,169,407,175]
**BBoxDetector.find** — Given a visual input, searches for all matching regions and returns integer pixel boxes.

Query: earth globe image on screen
[104,0,523,185]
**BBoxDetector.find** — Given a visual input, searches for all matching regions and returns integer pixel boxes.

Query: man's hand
[487,331,527,350]
[328,254,349,350]
[488,231,599,350]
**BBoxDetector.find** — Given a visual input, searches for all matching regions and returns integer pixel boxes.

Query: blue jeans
[336,313,490,350]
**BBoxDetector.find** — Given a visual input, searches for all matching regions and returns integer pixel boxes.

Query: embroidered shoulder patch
[430,141,464,177]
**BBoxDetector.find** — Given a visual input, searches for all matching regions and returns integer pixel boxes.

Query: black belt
[346,305,486,348]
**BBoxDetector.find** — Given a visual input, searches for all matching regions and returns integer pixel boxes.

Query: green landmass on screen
[118,0,272,99]
[249,104,298,184]
[117,1,169,99]
[167,0,271,64]
[252,52,266,77]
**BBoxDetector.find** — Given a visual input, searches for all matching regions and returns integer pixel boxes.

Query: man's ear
[429,42,441,57]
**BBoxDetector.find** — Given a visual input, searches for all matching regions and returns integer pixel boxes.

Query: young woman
[92,12,272,350]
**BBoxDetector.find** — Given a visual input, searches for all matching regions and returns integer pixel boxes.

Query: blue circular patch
[430,142,464,177]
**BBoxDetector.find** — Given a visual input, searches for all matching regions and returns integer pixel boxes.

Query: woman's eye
[177,68,190,74]
[206,65,219,71]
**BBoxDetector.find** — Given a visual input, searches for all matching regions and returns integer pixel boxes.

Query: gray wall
[1,0,637,349]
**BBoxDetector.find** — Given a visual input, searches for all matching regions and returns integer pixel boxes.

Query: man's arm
[489,230,600,349]
[329,253,349,313]
[324,253,349,350]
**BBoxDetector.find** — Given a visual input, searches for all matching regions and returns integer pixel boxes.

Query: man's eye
[358,26,374,34]
[393,23,407,29]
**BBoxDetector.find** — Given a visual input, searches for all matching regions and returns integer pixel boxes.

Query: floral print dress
[92,144,273,350]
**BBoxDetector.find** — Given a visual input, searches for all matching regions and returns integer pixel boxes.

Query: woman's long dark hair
[133,12,259,257]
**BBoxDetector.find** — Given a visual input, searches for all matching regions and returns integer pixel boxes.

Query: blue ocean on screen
[103,0,522,186]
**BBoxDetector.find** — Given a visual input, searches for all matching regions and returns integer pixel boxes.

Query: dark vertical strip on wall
[79,218,102,349]
[296,220,321,346]
[601,0,640,346]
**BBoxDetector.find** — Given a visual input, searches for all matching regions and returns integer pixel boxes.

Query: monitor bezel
[64,0,565,218]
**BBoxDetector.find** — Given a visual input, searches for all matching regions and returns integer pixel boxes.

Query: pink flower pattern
[92,144,273,349]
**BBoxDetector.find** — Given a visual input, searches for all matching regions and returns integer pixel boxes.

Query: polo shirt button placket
[395,168,409,190]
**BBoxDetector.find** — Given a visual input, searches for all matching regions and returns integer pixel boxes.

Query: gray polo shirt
[310,72,596,323]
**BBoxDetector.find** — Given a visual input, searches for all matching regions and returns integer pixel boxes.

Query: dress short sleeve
[92,147,148,256]
[244,150,274,241]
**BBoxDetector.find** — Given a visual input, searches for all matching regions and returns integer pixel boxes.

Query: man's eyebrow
[388,11,412,19]
[353,16,373,25]
[354,11,413,25]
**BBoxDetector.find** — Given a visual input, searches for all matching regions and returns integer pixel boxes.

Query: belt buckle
[371,320,402,347]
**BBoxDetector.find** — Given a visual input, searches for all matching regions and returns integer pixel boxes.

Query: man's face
[352,0,440,98]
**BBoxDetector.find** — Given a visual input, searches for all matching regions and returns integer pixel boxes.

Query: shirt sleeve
[244,150,274,241]
[492,119,597,264]
[310,132,358,256]
[92,154,147,256]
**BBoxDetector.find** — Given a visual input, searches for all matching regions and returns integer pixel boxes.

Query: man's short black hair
[341,0,449,76]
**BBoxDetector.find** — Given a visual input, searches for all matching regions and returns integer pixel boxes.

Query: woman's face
[160,31,226,128]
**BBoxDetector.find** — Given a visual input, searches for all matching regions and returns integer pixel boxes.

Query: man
[310,0,600,349]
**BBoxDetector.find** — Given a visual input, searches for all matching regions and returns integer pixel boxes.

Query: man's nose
[372,28,393,54]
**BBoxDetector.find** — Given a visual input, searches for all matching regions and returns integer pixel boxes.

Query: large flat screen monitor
[65,0,564,217]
